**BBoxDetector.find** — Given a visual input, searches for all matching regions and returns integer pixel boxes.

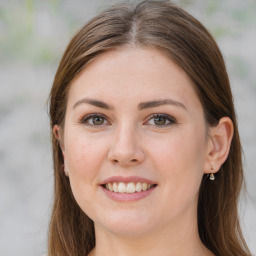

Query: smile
[100,176,158,201]
[103,182,156,193]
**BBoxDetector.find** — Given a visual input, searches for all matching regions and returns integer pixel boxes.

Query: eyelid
[144,113,177,126]
[78,113,176,127]
[78,113,110,127]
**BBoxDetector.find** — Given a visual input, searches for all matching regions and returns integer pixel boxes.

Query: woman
[48,1,252,255]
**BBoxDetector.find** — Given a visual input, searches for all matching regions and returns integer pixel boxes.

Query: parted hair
[48,1,251,255]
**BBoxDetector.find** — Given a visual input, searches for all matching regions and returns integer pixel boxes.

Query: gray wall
[0,0,255,255]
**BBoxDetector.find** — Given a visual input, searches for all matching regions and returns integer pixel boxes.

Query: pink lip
[100,176,157,185]
[100,185,157,202]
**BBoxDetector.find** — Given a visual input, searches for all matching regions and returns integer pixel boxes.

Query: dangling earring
[209,173,215,180]
[208,164,215,180]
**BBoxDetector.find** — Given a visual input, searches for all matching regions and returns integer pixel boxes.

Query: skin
[54,47,233,256]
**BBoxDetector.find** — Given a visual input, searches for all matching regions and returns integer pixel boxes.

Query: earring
[208,164,215,181]
[209,173,215,180]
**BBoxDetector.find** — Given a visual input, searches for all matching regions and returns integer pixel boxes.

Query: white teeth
[118,182,126,193]
[105,182,155,193]
[108,183,113,192]
[113,182,118,192]
[135,182,142,192]
[142,183,147,191]
[126,182,136,193]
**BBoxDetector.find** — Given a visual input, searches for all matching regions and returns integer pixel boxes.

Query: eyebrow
[73,98,187,111]
[73,98,114,110]
[138,99,187,110]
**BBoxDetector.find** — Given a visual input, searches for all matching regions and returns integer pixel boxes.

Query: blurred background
[0,0,255,255]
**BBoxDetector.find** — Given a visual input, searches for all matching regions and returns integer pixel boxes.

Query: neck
[89,208,213,256]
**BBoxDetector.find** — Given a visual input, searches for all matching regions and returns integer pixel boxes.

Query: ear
[53,125,69,176]
[204,117,234,174]
[53,125,65,154]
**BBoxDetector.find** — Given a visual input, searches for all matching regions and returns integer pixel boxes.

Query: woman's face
[59,47,211,237]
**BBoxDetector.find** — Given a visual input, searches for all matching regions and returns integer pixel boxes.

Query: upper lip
[100,176,157,185]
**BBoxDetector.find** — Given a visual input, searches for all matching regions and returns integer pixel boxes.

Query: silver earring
[209,173,215,181]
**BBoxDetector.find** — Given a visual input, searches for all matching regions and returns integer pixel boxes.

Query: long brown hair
[48,1,251,255]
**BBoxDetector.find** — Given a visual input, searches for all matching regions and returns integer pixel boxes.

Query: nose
[108,125,145,167]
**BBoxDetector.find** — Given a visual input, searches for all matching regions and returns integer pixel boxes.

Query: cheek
[63,133,108,213]
[63,131,109,205]
[149,131,206,218]
[148,127,206,195]
[65,133,105,174]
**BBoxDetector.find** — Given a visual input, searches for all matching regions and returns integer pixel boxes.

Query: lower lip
[100,186,157,202]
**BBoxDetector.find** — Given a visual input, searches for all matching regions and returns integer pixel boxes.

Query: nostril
[111,159,137,164]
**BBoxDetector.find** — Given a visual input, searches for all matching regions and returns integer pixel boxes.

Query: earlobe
[53,125,65,152]
[205,117,234,174]
[53,125,60,140]
[53,125,68,176]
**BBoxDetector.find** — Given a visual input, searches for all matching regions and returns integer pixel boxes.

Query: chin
[93,208,157,237]
[102,222,153,238]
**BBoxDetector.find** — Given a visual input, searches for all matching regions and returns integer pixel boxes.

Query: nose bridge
[108,121,145,166]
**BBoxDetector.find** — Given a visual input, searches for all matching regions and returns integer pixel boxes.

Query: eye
[146,114,176,127]
[79,114,109,127]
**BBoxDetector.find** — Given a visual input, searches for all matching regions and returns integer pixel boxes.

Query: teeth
[135,182,142,192]
[142,183,147,191]
[108,183,113,192]
[113,182,118,192]
[126,182,136,193]
[104,182,155,193]
[118,182,126,193]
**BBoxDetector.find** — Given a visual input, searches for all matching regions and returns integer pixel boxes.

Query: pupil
[93,117,104,125]
[154,117,166,125]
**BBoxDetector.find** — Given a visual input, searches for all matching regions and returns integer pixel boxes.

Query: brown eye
[146,114,176,127]
[92,116,105,125]
[154,116,167,125]
[81,114,108,127]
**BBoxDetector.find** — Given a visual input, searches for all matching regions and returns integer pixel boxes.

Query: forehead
[68,47,202,111]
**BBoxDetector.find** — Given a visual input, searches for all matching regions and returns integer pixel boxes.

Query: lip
[99,176,158,202]
[100,185,157,202]
[100,176,157,185]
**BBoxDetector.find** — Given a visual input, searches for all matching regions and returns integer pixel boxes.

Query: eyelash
[78,113,176,128]
[145,113,176,127]
[78,113,110,127]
